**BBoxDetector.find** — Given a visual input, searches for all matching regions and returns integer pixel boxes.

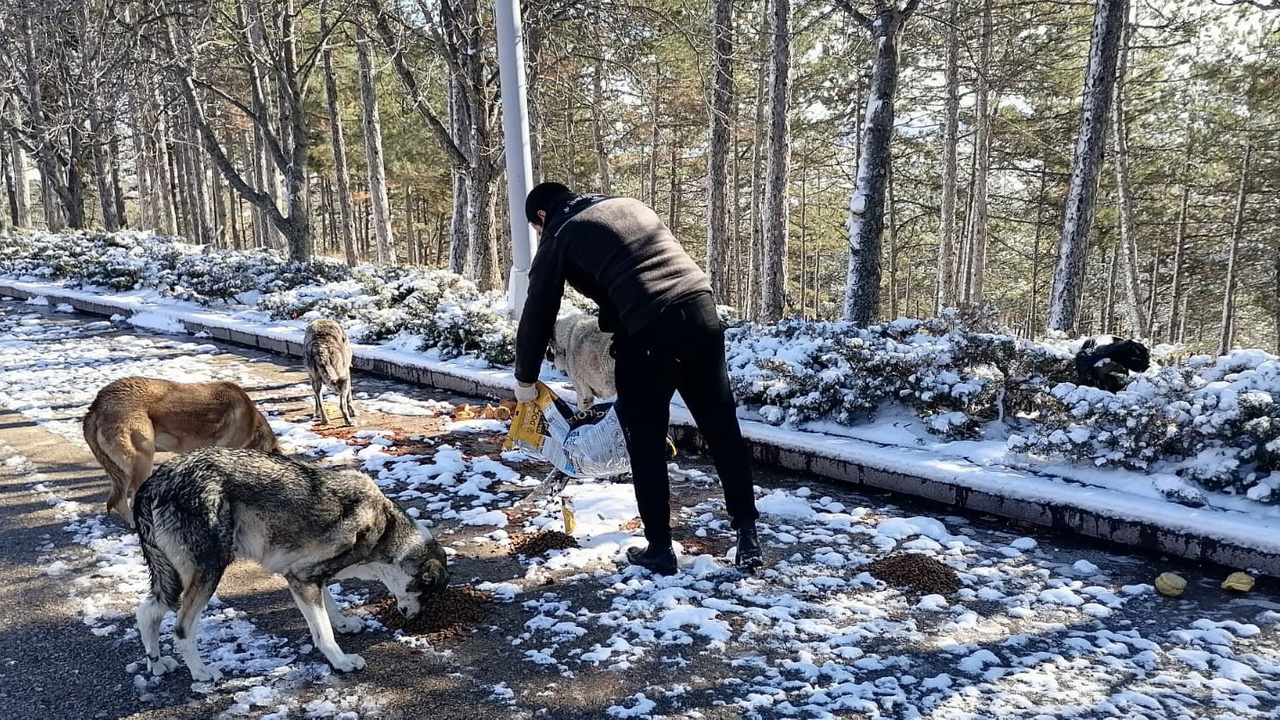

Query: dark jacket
[514,193,712,383]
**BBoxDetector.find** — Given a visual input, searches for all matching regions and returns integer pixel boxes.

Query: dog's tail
[134,489,183,609]
[82,408,132,518]
[308,341,349,385]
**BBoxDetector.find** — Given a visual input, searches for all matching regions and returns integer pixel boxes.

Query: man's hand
[515,382,539,403]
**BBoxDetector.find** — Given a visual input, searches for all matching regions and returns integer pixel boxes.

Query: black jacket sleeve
[513,239,566,383]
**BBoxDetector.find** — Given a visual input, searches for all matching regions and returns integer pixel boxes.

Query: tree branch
[367,0,468,168]
[834,0,874,28]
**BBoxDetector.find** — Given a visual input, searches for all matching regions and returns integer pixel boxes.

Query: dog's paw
[147,655,180,676]
[330,653,366,672]
[331,615,364,634]
[188,664,223,683]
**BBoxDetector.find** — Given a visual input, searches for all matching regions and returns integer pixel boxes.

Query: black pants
[612,292,759,547]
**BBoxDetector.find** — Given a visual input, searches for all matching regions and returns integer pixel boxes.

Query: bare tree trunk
[466,166,500,289]
[128,92,153,231]
[732,120,744,310]
[188,120,212,244]
[449,170,469,273]
[8,130,30,228]
[647,60,660,205]
[760,0,791,322]
[887,158,899,318]
[210,147,226,245]
[590,57,612,193]
[706,0,734,299]
[322,36,357,260]
[1166,132,1193,343]
[668,144,678,230]
[936,0,960,311]
[0,140,12,229]
[110,134,126,228]
[447,79,469,274]
[153,102,177,235]
[748,36,767,321]
[799,167,808,317]
[1274,253,1280,356]
[1029,162,1049,335]
[88,112,121,232]
[842,1,921,325]
[405,185,416,265]
[1145,247,1160,337]
[1103,236,1118,334]
[1110,12,1147,336]
[355,24,395,264]
[1218,142,1251,357]
[966,0,993,306]
[1047,0,1128,333]
[171,125,194,240]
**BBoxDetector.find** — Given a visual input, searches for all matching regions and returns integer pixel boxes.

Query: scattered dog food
[510,530,580,557]
[861,553,961,595]
[1221,571,1255,592]
[1155,572,1187,597]
[369,587,492,640]
[453,403,512,421]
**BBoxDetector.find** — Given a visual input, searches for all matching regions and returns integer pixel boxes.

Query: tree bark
[647,60,661,206]
[355,23,395,264]
[706,0,734,299]
[935,0,961,311]
[966,0,993,306]
[759,0,791,322]
[7,120,30,228]
[1047,0,1129,334]
[841,0,921,325]
[748,30,768,321]
[1103,234,1119,334]
[1166,131,1193,343]
[590,56,611,193]
[1217,142,1251,357]
[1029,162,1049,335]
[887,158,899,318]
[88,112,120,232]
[128,92,153,231]
[1110,13,1147,336]
[321,38,359,266]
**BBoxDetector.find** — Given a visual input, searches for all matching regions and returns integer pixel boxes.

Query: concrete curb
[3,279,1278,577]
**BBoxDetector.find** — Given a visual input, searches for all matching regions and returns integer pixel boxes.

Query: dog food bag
[504,382,632,479]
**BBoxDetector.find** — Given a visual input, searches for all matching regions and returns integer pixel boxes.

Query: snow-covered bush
[1011,350,1280,499]
[725,315,1070,440]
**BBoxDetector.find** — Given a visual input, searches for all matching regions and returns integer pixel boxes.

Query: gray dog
[548,313,616,411]
[133,447,449,682]
[303,319,357,425]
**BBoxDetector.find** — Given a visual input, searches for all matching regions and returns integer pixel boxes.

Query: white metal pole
[495,0,536,321]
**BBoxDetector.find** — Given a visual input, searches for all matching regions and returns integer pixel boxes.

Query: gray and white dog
[547,313,616,411]
[303,319,357,425]
[134,447,449,682]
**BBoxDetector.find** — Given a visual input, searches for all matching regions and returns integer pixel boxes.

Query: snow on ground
[3,302,1280,719]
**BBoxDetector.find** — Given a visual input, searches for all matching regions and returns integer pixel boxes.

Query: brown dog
[82,377,279,525]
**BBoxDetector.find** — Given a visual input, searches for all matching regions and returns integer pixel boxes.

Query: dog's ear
[545,346,556,363]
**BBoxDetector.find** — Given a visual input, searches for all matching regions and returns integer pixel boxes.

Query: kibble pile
[861,552,962,595]
[510,530,580,557]
[369,587,492,640]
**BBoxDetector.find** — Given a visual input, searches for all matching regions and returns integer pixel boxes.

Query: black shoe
[625,544,678,576]
[735,521,764,571]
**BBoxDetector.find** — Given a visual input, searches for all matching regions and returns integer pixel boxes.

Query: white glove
[515,382,539,403]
